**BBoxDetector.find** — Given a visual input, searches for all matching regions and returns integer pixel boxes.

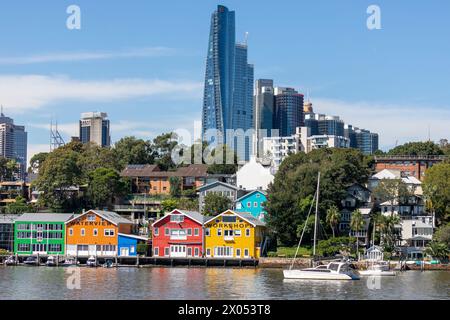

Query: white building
[236,156,274,191]
[368,169,422,195]
[79,112,110,147]
[262,135,299,168]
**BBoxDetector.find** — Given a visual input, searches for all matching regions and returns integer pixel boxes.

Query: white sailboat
[283,172,360,281]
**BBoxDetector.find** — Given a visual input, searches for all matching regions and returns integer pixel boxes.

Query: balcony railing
[170,235,187,240]
[224,236,234,241]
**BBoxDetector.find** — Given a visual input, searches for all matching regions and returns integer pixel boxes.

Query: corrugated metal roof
[92,210,132,225]
[237,212,266,227]
[198,181,239,191]
[15,213,74,222]
[0,214,17,224]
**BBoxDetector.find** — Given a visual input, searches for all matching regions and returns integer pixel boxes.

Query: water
[0,266,448,300]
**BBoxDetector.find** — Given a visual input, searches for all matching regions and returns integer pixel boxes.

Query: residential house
[368,169,423,197]
[204,210,267,259]
[198,181,247,213]
[235,190,267,221]
[152,209,206,258]
[65,210,133,257]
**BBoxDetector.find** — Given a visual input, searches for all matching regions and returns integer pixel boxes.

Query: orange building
[65,210,133,257]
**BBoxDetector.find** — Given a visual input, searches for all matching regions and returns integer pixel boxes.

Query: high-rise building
[305,113,345,137]
[79,112,110,147]
[344,125,379,155]
[254,79,275,157]
[201,5,254,162]
[274,87,304,136]
[0,111,27,180]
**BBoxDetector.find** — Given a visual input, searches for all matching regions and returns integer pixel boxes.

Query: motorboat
[4,256,16,266]
[86,256,98,267]
[283,172,360,281]
[61,257,79,267]
[284,261,360,280]
[23,256,38,266]
[46,256,57,267]
[359,262,396,276]
[102,259,114,268]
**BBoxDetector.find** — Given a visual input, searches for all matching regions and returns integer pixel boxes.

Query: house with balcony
[151,209,206,258]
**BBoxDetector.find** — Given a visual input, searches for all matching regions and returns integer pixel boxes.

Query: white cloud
[0,47,177,65]
[0,74,203,113]
[313,98,450,150]
[27,144,50,167]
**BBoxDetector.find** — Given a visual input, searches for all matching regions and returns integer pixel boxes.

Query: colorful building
[65,210,133,257]
[14,213,74,255]
[118,233,149,257]
[204,210,266,259]
[235,190,267,221]
[152,209,205,258]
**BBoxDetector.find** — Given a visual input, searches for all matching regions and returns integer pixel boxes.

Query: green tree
[202,192,232,216]
[153,132,178,171]
[326,205,340,238]
[206,144,238,174]
[350,209,365,255]
[423,162,450,225]
[113,136,154,170]
[387,141,444,156]
[434,223,450,247]
[376,213,400,255]
[87,168,128,209]
[161,199,178,214]
[0,157,18,181]
[265,148,372,246]
[169,176,182,198]
[5,196,33,214]
[317,236,353,257]
[373,179,412,215]
[28,152,49,174]
[424,241,449,261]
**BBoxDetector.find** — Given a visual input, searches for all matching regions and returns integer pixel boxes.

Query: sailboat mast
[313,172,321,257]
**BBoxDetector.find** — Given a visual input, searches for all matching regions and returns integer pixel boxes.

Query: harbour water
[0,266,448,300]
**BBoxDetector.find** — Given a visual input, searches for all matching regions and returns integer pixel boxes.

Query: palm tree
[424,241,449,262]
[350,209,365,258]
[377,214,400,255]
[326,205,340,238]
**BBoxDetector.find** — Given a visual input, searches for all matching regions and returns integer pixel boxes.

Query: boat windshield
[328,263,340,271]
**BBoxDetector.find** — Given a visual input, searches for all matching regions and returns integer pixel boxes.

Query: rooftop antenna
[244,32,249,45]
[50,117,66,151]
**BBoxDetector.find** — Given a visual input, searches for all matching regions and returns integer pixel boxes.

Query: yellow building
[204,210,266,259]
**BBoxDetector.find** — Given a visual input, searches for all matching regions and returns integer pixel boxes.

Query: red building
[152,209,205,258]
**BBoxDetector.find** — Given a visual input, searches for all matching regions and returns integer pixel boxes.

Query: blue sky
[1,0,449,163]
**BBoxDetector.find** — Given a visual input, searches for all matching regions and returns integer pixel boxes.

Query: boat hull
[283,269,359,280]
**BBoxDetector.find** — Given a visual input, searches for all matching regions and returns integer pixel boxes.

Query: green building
[14,213,74,255]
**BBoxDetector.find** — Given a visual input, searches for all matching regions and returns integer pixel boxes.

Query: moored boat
[284,261,360,280]
[61,257,79,267]
[86,256,98,267]
[4,255,17,266]
[23,256,38,266]
[46,256,57,267]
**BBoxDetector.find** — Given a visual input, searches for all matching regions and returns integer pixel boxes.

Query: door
[170,245,187,258]
[120,247,129,256]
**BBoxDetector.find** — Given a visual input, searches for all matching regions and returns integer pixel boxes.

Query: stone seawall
[258,257,312,268]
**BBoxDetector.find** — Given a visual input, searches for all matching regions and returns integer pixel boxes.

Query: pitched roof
[118,233,149,241]
[235,189,267,203]
[204,210,266,227]
[121,164,209,178]
[15,213,75,223]
[152,209,206,226]
[198,180,239,191]
[65,210,132,225]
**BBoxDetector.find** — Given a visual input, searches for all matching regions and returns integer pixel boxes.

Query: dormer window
[170,215,184,223]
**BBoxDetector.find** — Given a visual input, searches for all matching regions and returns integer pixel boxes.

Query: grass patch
[267,246,312,258]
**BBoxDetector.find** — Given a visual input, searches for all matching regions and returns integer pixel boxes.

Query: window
[87,214,96,222]
[104,229,115,237]
[187,247,192,256]
[244,249,249,257]
[164,247,169,256]
[93,229,98,236]
[194,248,199,256]
[245,229,251,237]
[103,245,116,252]
[217,229,222,236]
[205,228,210,236]
[154,247,159,256]
[154,227,159,236]
[224,229,233,237]
[194,228,199,236]
[77,245,88,251]
[206,248,211,256]
[81,228,85,236]
[236,248,241,257]
[69,228,73,236]
[165,228,170,236]
[256,193,260,198]
[247,202,251,208]
[18,244,30,251]
[187,228,192,236]
[130,246,135,253]
[235,230,241,237]
[254,202,258,207]
[170,215,184,223]
[222,216,236,223]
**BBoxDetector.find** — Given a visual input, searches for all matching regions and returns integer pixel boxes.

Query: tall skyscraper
[254,79,275,157]
[201,5,254,162]
[274,87,304,137]
[0,110,27,180]
[79,112,110,147]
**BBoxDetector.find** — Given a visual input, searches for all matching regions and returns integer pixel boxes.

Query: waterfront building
[254,79,275,157]
[373,155,445,181]
[79,112,110,147]
[152,209,206,258]
[305,134,350,151]
[14,213,73,256]
[236,156,274,191]
[204,210,266,259]
[0,111,27,180]
[118,233,149,257]
[197,181,247,213]
[234,190,267,221]
[121,164,234,196]
[65,210,133,257]
[274,87,304,137]
[0,215,15,252]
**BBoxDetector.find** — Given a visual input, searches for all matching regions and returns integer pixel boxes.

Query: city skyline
[0,1,449,165]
